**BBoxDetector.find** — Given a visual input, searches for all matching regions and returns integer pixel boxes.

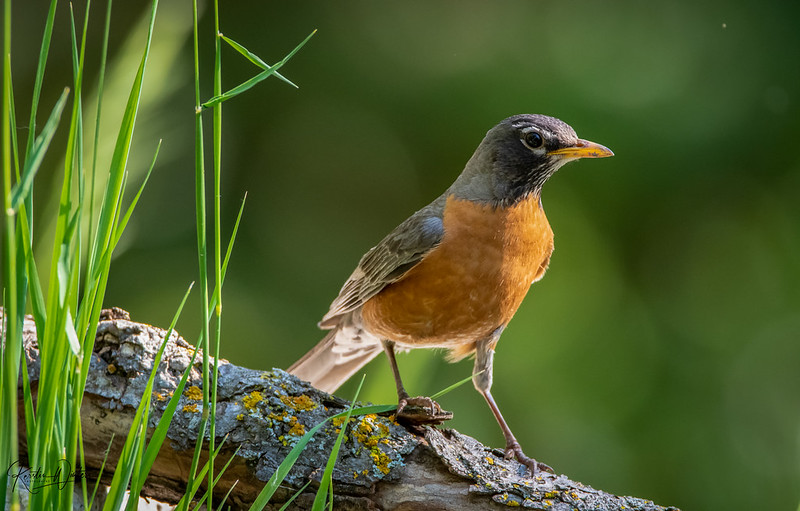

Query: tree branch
[13,309,679,510]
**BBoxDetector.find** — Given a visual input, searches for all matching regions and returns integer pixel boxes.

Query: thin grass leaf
[23,0,58,160]
[312,376,366,511]
[190,444,241,511]
[112,139,160,246]
[208,1,224,500]
[202,30,315,108]
[103,422,144,511]
[17,204,46,329]
[429,369,485,401]
[9,87,69,212]
[86,0,158,285]
[248,402,394,511]
[174,438,229,510]
[186,0,211,504]
[87,0,114,256]
[0,0,19,500]
[277,480,311,511]
[86,433,115,510]
[216,479,239,511]
[220,34,296,88]
[127,282,193,501]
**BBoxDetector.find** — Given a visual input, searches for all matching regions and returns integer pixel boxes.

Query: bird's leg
[381,339,453,425]
[473,335,553,475]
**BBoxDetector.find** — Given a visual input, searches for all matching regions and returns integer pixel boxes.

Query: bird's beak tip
[548,139,614,159]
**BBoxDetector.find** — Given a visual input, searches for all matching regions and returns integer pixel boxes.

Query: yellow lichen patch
[268,411,288,422]
[544,491,559,499]
[107,363,116,374]
[259,372,271,380]
[370,448,392,475]
[236,413,244,421]
[350,414,394,475]
[183,403,199,413]
[279,394,317,411]
[184,385,203,401]
[242,390,264,410]
[485,456,494,465]
[287,417,305,436]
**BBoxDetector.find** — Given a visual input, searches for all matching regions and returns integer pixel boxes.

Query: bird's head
[453,114,613,205]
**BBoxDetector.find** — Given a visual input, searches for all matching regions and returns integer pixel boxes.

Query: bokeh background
[11,1,800,509]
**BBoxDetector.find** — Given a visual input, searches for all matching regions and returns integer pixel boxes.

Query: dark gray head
[451,114,613,205]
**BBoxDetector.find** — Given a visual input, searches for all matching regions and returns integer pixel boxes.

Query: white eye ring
[521,130,544,150]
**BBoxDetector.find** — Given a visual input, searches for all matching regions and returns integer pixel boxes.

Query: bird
[289,114,613,474]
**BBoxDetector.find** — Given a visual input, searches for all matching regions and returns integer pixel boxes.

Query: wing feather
[319,194,447,328]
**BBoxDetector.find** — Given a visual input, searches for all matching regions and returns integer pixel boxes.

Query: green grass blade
[429,369,484,400]
[174,437,228,509]
[277,480,311,511]
[248,402,394,511]
[190,443,241,511]
[216,478,239,511]
[109,283,192,508]
[87,0,114,256]
[9,86,70,211]
[186,0,211,504]
[219,34,297,88]
[103,422,144,511]
[112,139,160,246]
[312,376,366,511]
[0,0,19,497]
[208,0,223,501]
[130,283,193,497]
[87,0,158,283]
[23,0,58,159]
[202,30,315,108]
[86,433,114,510]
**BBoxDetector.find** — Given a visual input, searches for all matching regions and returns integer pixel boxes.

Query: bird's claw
[504,442,554,475]
[395,396,454,425]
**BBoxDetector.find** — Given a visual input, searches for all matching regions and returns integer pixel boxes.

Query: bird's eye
[522,131,544,149]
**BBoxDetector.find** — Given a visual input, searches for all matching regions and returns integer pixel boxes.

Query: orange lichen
[287,417,305,436]
[183,403,199,413]
[279,394,317,411]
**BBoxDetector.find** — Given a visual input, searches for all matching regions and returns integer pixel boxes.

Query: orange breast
[361,194,554,353]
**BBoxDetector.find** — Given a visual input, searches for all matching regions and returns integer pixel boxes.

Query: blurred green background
[11,0,800,509]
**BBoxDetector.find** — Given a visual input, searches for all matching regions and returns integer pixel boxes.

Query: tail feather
[288,325,382,394]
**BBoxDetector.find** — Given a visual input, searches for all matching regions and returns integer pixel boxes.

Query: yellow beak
[547,139,614,159]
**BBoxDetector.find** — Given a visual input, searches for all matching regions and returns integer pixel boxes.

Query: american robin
[289,114,613,474]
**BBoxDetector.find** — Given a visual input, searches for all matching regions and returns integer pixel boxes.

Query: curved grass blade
[220,34,296,88]
[202,30,315,108]
[430,369,485,401]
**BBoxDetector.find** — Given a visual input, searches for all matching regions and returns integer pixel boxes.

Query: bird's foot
[504,441,554,476]
[395,396,453,425]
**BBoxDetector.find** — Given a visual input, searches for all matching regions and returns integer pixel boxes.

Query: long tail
[288,325,382,394]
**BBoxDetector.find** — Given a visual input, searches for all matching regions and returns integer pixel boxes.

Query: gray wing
[319,194,447,328]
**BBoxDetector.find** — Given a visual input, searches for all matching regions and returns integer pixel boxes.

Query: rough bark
[12,309,679,511]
